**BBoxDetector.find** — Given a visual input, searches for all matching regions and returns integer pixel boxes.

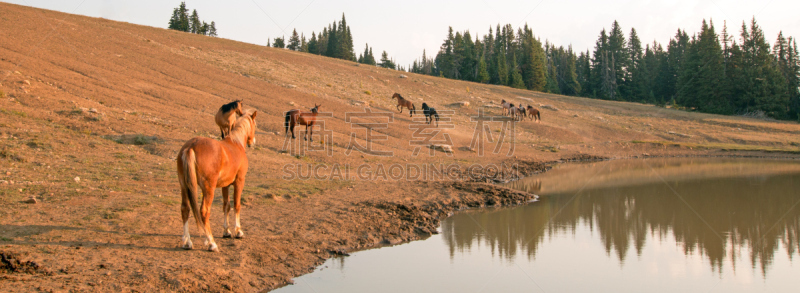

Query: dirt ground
[1,3,800,292]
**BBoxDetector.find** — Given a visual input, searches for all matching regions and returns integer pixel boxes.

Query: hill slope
[1,3,799,292]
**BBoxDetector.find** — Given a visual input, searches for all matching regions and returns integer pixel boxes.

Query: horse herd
[501,99,541,122]
[176,94,542,252]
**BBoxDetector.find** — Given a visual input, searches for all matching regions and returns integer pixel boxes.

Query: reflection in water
[444,159,800,276]
[276,159,800,293]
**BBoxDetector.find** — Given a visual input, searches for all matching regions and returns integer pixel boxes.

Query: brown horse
[177,110,258,252]
[285,104,321,141]
[215,100,244,139]
[526,105,541,122]
[391,93,415,117]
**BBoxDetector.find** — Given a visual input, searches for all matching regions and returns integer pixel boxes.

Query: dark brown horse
[391,93,415,117]
[177,110,258,252]
[215,100,244,139]
[526,105,541,122]
[285,104,321,141]
[421,103,439,126]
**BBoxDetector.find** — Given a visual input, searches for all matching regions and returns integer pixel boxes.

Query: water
[275,158,800,293]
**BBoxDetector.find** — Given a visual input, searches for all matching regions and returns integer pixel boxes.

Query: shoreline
[266,151,800,291]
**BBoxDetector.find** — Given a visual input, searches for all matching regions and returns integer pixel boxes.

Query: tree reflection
[442,173,800,276]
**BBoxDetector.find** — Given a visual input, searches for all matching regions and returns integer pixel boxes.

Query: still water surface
[275,158,800,292]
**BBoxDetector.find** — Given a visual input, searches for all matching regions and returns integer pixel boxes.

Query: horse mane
[393,93,404,100]
[228,114,254,148]
[220,100,242,113]
[422,103,429,109]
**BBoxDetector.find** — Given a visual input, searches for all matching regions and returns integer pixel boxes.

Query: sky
[4,0,800,67]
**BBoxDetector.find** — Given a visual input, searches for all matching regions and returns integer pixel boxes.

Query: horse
[285,104,321,141]
[391,93,415,117]
[176,110,258,252]
[508,103,519,120]
[501,99,513,116]
[215,100,244,139]
[421,103,440,126]
[526,105,541,122]
[517,104,527,121]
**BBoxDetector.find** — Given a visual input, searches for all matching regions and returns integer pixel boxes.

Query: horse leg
[303,125,308,141]
[200,180,219,252]
[232,180,245,238]
[308,123,314,142]
[222,186,232,238]
[397,105,402,113]
[219,127,226,139]
[180,188,193,250]
[290,123,296,139]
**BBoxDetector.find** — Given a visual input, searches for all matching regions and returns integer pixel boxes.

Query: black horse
[421,103,440,126]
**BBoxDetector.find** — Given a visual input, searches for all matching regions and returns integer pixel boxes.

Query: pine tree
[287,29,301,51]
[576,50,592,96]
[273,36,285,48]
[508,52,525,89]
[787,38,800,119]
[544,44,559,93]
[592,29,616,99]
[607,21,629,99]
[326,23,339,58]
[367,48,376,65]
[178,2,189,32]
[208,21,217,37]
[477,55,490,83]
[732,18,789,117]
[774,33,800,119]
[435,27,456,79]
[199,22,209,35]
[189,10,201,34]
[167,2,191,32]
[317,28,328,55]
[677,20,729,113]
[626,28,645,101]
[168,8,181,30]
[519,26,547,91]
[359,43,376,65]
[307,32,318,54]
[663,29,689,103]
[379,51,396,69]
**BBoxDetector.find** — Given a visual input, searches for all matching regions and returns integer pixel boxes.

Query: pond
[275,158,800,293]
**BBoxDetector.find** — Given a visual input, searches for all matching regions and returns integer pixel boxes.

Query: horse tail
[182,149,203,231]
[411,104,416,115]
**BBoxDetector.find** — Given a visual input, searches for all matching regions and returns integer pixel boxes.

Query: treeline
[167,2,217,37]
[411,25,547,90]
[412,19,800,120]
[269,14,403,70]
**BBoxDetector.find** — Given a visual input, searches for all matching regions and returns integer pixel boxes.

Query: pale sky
[5,1,799,67]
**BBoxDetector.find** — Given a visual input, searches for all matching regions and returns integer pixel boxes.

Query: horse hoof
[182,240,193,250]
[234,231,244,239]
[207,243,219,252]
[222,232,232,238]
